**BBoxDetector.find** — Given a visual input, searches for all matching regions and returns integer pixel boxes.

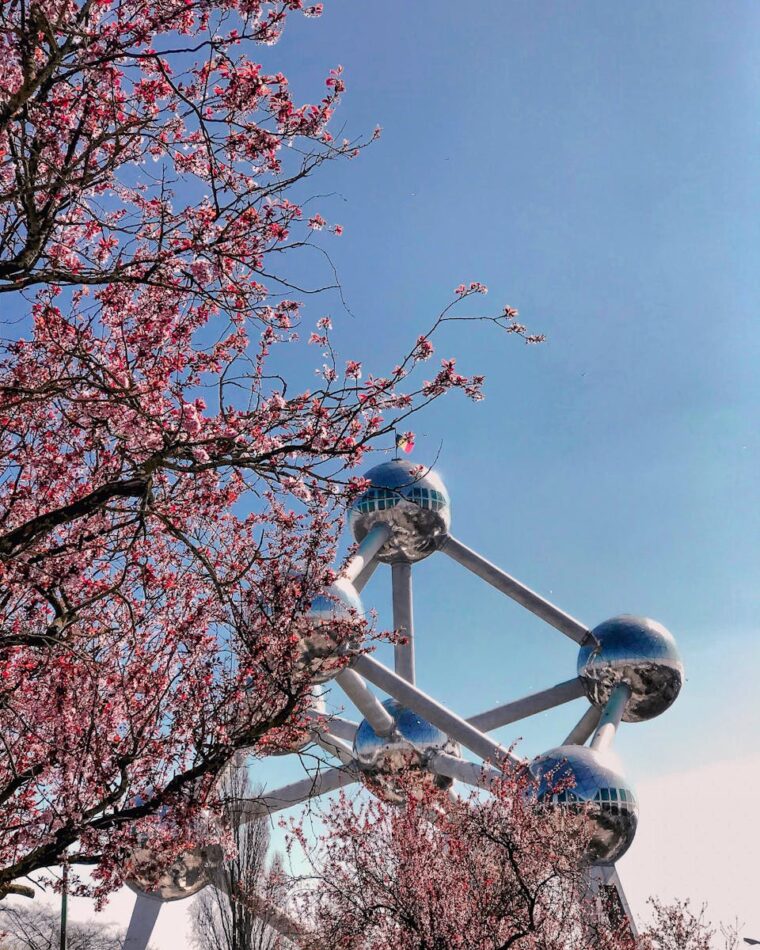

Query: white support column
[391,561,415,683]
[312,731,355,766]
[213,869,305,942]
[237,766,359,824]
[124,894,163,950]
[353,557,379,593]
[335,668,395,736]
[353,654,520,768]
[587,863,639,938]
[305,710,358,742]
[467,678,585,732]
[248,894,305,942]
[427,751,502,790]
[590,683,631,754]
[343,523,392,584]
[563,704,602,746]
[441,536,593,645]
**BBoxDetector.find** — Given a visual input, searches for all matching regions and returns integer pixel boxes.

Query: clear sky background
[15,1,760,944]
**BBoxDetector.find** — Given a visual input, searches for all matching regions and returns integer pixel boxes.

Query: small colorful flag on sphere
[396,431,415,455]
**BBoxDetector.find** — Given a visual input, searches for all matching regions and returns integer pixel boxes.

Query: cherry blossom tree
[288,772,741,950]
[0,0,540,905]
[639,899,740,950]
[288,770,626,950]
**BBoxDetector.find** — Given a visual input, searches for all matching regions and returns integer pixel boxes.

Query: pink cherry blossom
[0,0,541,901]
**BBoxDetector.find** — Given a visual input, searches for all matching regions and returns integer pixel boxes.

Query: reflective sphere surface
[530,745,638,864]
[296,578,364,684]
[353,698,460,803]
[578,615,684,722]
[126,842,224,901]
[348,460,451,563]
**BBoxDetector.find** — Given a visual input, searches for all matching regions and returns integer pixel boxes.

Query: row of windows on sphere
[356,485,448,514]
[553,787,636,816]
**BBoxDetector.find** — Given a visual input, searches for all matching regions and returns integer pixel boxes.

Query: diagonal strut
[467,678,585,732]
[353,654,520,768]
[441,535,594,646]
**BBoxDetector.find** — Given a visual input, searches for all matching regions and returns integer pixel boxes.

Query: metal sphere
[353,698,460,803]
[295,578,364,684]
[125,802,223,902]
[578,615,684,722]
[348,460,451,563]
[126,842,224,901]
[530,745,638,864]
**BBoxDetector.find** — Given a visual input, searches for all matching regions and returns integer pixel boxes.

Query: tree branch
[0,476,149,558]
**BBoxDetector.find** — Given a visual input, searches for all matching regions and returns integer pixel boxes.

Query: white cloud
[618,751,760,939]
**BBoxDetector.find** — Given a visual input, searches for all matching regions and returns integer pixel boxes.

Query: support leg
[391,561,415,683]
[427,751,502,790]
[563,705,602,745]
[590,683,631,754]
[353,557,379,593]
[335,668,395,736]
[213,864,305,943]
[123,894,163,950]
[249,895,305,941]
[587,863,638,938]
[237,766,359,824]
[312,731,355,766]
[305,711,358,742]
[343,524,391,585]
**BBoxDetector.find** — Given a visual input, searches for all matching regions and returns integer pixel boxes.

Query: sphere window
[549,787,635,817]
[355,485,447,515]
[348,460,452,564]
[356,488,400,514]
[407,486,447,511]
[555,790,579,804]
[594,788,635,816]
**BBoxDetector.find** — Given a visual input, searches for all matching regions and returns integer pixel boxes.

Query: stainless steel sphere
[529,745,638,864]
[295,578,364,684]
[353,698,460,803]
[125,799,224,901]
[126,841,224,901]
[348,460,451,563]
[578,615,684,722]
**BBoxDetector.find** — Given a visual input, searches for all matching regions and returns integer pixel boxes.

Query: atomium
[529,745,638,864]
[122,455,683,948]
[353,698,460,803]
[578,615,684,722]
[348,459,451,563]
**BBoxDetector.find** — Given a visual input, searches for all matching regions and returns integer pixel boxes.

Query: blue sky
[265,0,760,778]
[34,2,760,940]
[256,0,760,927]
